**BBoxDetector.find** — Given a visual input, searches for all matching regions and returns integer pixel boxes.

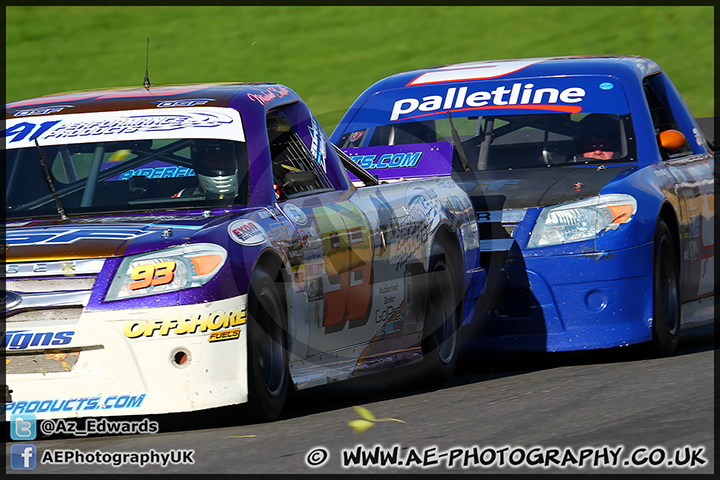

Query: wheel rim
[428,260,457,364]
[658,236,680,335]
[257,290,286,397]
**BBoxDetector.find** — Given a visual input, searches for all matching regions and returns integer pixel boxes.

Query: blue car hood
[452,164,635,210]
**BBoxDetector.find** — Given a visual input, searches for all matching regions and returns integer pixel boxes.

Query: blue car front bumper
[463,241,654,352]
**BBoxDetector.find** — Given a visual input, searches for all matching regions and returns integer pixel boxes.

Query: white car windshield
[5,137,249,219]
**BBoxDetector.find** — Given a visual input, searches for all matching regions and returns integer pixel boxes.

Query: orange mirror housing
[658,129,687,150]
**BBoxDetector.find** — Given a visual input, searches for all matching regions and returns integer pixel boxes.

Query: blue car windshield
[338,112,637,171]
[5,138,249,219]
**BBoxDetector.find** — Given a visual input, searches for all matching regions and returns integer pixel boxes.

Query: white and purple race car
[3,83,483,420]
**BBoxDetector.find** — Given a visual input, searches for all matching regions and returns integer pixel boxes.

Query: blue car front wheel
[650,218,681,356]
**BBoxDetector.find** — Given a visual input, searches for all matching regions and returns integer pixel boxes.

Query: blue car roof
[372,56,660,91]
[333,56,663,134]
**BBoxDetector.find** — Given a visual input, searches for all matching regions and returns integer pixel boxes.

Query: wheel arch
[657,201,681,269]
[250,249,292,340]
[649,205,682,356]
[253,249,290,287]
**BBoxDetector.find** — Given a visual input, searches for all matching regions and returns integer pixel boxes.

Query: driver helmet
[190,139,239,196]
[574,114,622,159]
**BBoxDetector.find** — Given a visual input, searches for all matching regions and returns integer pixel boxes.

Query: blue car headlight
[105,243,228,301]
[527,194,637,248]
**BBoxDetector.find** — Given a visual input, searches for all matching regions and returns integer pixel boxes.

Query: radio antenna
[143,37,151,90]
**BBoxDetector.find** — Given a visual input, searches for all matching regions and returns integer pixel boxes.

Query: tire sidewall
[421,241,460,384]
[247,268,289,421]
[651,219,681,355]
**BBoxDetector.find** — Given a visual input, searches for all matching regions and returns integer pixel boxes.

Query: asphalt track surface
[5,324,714,475]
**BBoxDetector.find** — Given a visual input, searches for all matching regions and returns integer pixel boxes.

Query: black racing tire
[649,219,681,356]
[247,268,290,421]
[420,241,461,386]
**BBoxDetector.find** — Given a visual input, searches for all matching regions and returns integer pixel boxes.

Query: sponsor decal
[408,191,437,219]
[6,113,233,142]
[308,117,327,172]
[283,203,308,225]
[117,165,195,180]
[436,178,458,189]
[3,107,244,148]
[393,192,436,271]
[344,143,452,180]
[228,219,267,246]
[349,130,365,142]
[44,112,233,138]
[12,105,73,117]
[350,151,422,170]
[380,300,404,334]
[153,98,214,107]
[208,328,241,342]
[123,308,246,338]
[258,207,281,220]
[2,330,75,351]
[246,85,291,105]
[298,226,322,248]
[3,120,61,144]
[3,395,146,415]
[390,83,585,121]
[379,283,400,295]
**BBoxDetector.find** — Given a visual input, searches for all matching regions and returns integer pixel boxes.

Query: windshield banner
[2,107,245,149]
[352,76,630,127]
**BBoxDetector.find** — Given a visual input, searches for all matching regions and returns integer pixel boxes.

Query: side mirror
[658,129,687,150]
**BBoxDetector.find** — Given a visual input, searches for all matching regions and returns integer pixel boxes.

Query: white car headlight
[527,194,637,248]
[105,243,227,301]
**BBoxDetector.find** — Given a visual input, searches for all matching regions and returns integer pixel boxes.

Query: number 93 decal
[129,261,176,291]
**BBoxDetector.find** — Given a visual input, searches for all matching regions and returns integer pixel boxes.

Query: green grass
[6,6,714,131]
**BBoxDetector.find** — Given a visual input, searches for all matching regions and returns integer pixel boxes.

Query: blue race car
[3,82,481,421]
[332,56,715,355]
